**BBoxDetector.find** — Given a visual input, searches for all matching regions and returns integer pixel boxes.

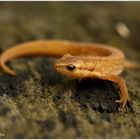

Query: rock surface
[0,2,140,138]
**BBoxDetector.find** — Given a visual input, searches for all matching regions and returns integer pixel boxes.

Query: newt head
[54,54,102,78]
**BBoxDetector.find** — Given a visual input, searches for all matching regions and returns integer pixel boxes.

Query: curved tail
[0,60,16,75]
[0,40,71,75]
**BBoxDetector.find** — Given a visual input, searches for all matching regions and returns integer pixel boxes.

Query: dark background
[0,2,140,138]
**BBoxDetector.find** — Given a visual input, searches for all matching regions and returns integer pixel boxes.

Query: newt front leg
[98,75,129,108]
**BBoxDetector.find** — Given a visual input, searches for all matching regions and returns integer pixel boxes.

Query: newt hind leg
[97,75,129,108]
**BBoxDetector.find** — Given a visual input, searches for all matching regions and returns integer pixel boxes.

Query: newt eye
[66,64,76,71]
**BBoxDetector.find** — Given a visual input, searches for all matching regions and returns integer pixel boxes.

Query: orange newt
[0,40,139,107]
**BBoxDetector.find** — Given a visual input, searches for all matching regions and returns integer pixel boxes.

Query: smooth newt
[0,40,139,107]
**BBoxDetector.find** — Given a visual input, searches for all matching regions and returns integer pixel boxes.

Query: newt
[0,40,139,108]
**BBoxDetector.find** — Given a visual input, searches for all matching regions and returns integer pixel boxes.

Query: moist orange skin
[0,40,131,107]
